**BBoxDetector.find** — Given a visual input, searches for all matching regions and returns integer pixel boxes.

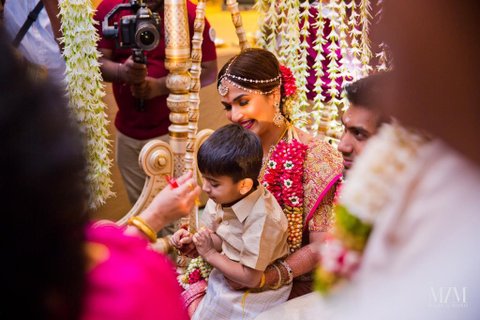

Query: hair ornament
[217,54,282,96]
[279,65,297,97]
[218,79,229,96]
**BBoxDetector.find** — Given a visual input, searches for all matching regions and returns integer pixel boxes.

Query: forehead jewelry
[219,77,279,96]
[218,78,229,96]
[217,55,281,96]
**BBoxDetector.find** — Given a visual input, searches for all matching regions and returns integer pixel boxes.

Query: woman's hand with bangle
[140,171,201,233]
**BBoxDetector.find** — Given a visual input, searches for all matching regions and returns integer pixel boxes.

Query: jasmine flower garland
[59,0,114,208]
[314,123,428,294]
[178,256,213,290]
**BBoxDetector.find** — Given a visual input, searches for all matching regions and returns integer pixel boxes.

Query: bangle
[258,273,266,289]
[156,236,172,253]
[279,260,294,285]
[128,216,157,243]
[270,263,283,290]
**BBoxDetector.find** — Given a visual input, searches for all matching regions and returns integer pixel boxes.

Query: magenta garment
[82,223,189,320]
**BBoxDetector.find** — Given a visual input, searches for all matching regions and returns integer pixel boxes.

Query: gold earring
[273,102,284,127]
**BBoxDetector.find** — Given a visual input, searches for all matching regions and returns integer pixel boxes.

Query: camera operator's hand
[130,76,169,100]
[120,56,147,85]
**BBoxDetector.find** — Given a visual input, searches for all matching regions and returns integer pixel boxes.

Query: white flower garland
[311,1,327,133]
[178,256,213,290]
[315,123,428,294]
[294,0,312,129]
[255,0,387,140]
[340,123,428,224]
[347,0,362,79]
[359,0,373,76]
[59,0,114,209]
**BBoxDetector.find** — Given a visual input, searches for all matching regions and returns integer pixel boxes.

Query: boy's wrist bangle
[258,273,266,288]
[128,216,157,243]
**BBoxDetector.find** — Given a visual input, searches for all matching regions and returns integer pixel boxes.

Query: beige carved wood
[164,0,192,180]
[186,0,207,233]
[164,0,192,251]
[225,0,250,50]
[193,128,214,208]
[117,140,173,227]
[116,0,248,254]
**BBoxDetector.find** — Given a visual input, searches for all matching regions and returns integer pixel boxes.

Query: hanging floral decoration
[255,0,388,145]
[314,124,428,294]
[178,256,213,290]
[59,0,114,208]
[262,138,308,252]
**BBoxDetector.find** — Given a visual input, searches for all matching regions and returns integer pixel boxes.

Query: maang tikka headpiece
[217,55,281,97]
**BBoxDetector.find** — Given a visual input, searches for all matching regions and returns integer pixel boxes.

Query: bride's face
[219,80,277,140]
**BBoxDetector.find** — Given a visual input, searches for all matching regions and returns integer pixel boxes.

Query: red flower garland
[280,65,297,97]
[262,138,307,252]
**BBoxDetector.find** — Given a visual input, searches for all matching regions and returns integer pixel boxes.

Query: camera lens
[139,30,155,46]
[135,22,160,51]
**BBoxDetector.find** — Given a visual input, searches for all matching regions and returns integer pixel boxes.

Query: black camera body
[102,0,161,53]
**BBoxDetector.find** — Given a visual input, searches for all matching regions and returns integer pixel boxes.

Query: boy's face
[201,174,244,206]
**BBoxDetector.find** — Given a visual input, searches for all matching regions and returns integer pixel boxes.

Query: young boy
[172,123,291,319]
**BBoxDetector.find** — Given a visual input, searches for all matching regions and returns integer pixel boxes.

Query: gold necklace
[260,125,289,178]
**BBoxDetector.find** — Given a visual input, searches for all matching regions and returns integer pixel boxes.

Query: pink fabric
[181,280,207,317]
[304,173,343,231]
[82,223,189,320]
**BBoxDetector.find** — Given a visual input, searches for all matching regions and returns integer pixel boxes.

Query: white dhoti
[193,268,292,320]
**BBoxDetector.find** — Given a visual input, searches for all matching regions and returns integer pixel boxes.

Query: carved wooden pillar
[225,0,249,50]
[186,0,206,233]
[164,0,191,179]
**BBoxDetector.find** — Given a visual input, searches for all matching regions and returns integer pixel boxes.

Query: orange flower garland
[262,138,307,252]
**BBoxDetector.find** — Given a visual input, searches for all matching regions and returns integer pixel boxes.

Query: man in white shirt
[3,0,66,89]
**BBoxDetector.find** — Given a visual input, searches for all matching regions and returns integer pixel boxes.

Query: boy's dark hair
[197,124,262,187]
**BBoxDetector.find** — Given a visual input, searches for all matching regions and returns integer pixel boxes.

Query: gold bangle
[128,216,157,243]
[279,260,294,285]
[258,273,266,289]
[270,264,283,290]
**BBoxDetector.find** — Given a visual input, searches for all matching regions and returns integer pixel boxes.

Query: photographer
[94,0,217,216]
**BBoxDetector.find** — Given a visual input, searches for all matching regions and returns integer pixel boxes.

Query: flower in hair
[280,65,297,97]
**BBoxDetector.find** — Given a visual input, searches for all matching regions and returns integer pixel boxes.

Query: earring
[273,102,284,127]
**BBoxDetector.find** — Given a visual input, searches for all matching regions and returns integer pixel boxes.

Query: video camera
[102,0,161,63]
[102,0,161,110]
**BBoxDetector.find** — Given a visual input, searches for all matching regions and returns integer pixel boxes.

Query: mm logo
[430,287,468,308]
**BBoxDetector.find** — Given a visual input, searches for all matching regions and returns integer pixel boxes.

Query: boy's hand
[170,228,198,257]
[192,229,216,260]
